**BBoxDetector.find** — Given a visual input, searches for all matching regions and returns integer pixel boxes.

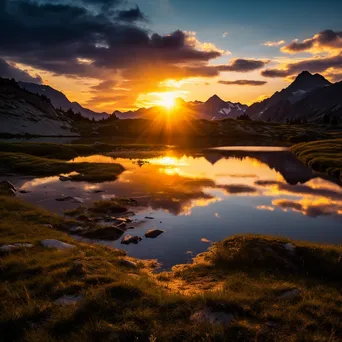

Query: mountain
[115,95,248,120]
[247,71,332,122]
[19,82,109,121]
[291,80,342,122]
[0,78,78,136]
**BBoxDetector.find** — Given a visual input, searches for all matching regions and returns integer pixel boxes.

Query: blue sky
[135,0,342,59]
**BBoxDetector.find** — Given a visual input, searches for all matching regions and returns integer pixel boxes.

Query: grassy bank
[291,139,342,178]
[0,152,124,182]
[1,194,342,341]
[0,142,167,160]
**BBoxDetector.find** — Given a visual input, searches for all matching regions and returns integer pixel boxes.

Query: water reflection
[5,146,342,267]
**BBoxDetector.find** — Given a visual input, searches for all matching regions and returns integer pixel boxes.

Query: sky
[0,0,341,112]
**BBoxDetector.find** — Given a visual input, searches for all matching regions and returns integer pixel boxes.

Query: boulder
[283,243,295,254]
[41,239,76,250]
[55,295,83,305]
[277,289,301,300]
[59,175,71,181]
[0,243,34,252]
[191,308,233,327]
[145,229,164,238]
[121,235,142,245]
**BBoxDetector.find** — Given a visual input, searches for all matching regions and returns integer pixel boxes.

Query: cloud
[0,58,42,83]
[218,184,257,194]
[273,199,342,218]
[261,53,342,78]
[256,180,342,201]
[281,30,342,54]
[222,32,229,38]
[218,59,269,72]
[218,79,267,86]
[115,6,147,22]
[264,40,285,47]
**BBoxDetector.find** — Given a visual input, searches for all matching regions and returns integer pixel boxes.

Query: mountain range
[0,70,341,137]
[114,95,248,120]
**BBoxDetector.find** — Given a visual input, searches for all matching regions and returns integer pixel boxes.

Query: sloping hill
[0,78,78,136]
[20,82,109,121]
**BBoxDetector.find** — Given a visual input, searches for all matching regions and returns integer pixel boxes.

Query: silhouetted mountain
[247,71,332,122]
[115,95,248,120]
[291,80,342,122]
[0,78,78,136]
[20,82,109,121]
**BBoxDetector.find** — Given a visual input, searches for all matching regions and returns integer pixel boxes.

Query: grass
[0,152,124,182]
[291,138,342,177]
[1,193,342,340]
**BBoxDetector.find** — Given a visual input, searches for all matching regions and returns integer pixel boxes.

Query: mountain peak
[290,71,331,92]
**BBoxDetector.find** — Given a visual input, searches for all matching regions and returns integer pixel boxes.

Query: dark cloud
[273,200,303,211]
[0,58,42,83]
[218,184,257,194]
[115,6,147,22]
[282,29,342,53]
[218,59,269,72]
[218,80,267,86]
[261,53,342,78]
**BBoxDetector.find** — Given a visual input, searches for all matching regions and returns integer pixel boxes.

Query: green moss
[291,139,342,177]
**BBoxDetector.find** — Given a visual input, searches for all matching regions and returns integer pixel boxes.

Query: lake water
[5,146,342,269]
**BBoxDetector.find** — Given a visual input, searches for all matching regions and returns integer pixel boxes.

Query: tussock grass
[292,138,342,177]
[1,195,342,341]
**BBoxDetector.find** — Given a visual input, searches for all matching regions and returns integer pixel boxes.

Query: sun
[158,92,177,110]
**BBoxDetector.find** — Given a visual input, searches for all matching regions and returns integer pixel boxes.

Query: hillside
[20,82,109,121]
[0,78,78,137]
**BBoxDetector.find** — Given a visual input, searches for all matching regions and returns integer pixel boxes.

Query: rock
[13,243,34,248]
[284,243,295,254]
[43,224,53,229]
[41,239,76,250]
[73,197,84,203]
[59,175,71,181]
[91,189,105,193]
[277,289,301,300]
[0,244,19,252]
[69,226,85,232]
[55,196,74,202]
[145,216,154,219]
[121,259,138,268]
[145,229,164,238]
[191,308,233,327]
[121,235,142,245]
[0,180,16,191]
[55,295,83,305]
[0,243,34,252]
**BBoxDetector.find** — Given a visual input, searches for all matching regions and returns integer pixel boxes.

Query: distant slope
[247,71,332,122]
[114,95,248,120]
[20,82,109,121]
[0,78,78,136]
